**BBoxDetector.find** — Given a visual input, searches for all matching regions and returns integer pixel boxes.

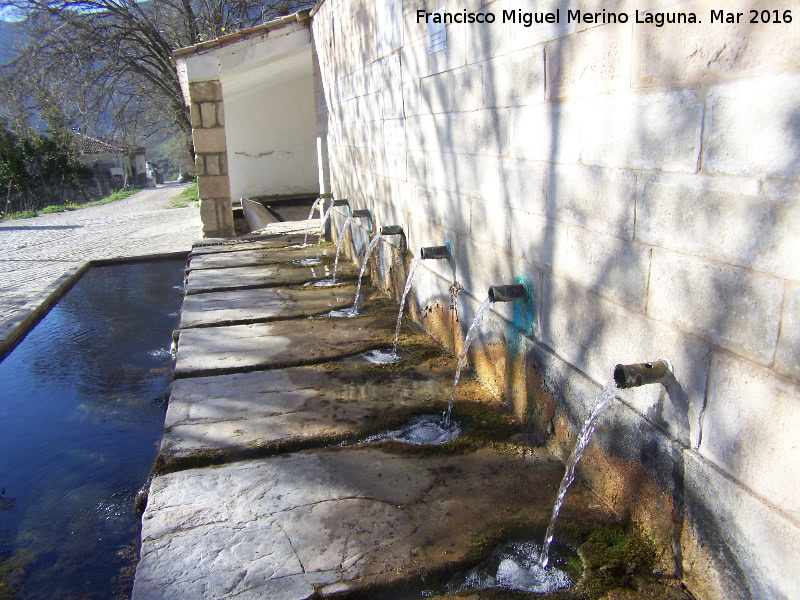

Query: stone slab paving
[134,228,630,600]
[178,284,359,328]
[188,245,335,270]
[160,358,476,467]
[134,448,616,600]
[0,184,201,329]
[184,262,360,294]
[189,234,311,256]
[173,302,402,377]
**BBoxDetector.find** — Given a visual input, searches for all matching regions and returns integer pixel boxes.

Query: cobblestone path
[0,183,202,328]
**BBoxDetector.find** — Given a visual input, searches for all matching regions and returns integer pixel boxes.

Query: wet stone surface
[179,284,359,328]
[160,359,458,468]
[189,234,310,256]
[134,448,616,600]
[188,245,334,270]
[134,227,654,600]
[184,261,360,294]
[173,301,411,377]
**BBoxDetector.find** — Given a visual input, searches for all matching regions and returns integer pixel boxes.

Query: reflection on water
[0,259,184,599]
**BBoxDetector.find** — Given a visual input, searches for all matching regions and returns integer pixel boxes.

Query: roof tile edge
[171,9,312,62]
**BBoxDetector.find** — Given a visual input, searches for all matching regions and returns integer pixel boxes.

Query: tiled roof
[79,135,145,155]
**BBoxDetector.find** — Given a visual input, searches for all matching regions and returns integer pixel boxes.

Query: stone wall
[310,0,800,598]
[189,80,235,238]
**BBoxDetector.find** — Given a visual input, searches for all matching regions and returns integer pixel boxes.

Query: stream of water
[391,258,422,357]
[352,233,382,312]
[300,198,322,247]
[539,379,618,568]
[444,296,494,426]
[317,204,335,247]
[332,214,353,281]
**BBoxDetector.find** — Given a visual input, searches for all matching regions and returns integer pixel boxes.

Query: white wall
[311,0,800,598]
[222,46,318,199]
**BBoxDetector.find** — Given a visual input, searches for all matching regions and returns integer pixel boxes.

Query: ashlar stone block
[546,22,631,99]
[193,127,227,154]
[701,352,800,518]
[775,283,800,382]
[647,249,783,366]
[200,102,217,128]
[581,91,703,172]
[702,74,800,179]
[509,101,582,163]
[634,0,800,88]
[483,45,545,108]
[636,173,800,282]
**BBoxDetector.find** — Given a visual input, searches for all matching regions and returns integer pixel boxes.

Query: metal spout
[420,245,450,260]
[488,284,527,302]
[351,209,371,219]
[614,359,672,389]
[380,225,403,236]
[332,199,349,207]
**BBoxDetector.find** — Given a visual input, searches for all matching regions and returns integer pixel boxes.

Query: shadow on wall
[310,1,800,597]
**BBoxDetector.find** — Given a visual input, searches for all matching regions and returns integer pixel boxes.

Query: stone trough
[134,230,682,600]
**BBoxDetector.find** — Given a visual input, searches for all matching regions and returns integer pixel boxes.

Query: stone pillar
[189,80,234,238]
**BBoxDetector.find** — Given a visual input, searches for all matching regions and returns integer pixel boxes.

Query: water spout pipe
[488,284,527,302]
[332,199,349,207]
[351,209,371,218]
[420,245,450,260]
[614,359,672,389]
[380,225,403,236]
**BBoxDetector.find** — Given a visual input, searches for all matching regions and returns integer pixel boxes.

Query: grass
[164,183,198,209]
[2,187,141,221]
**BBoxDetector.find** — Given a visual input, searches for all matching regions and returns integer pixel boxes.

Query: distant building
[78,135,148,187]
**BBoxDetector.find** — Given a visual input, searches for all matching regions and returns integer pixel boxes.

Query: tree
[1,0,312,154]
[1,117,90,189]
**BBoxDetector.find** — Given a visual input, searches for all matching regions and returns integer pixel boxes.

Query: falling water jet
[299,197,323,247]
[332,213,353,281]
[328,231,382,318]
[316,204,335,247]
[350,224,404,313]
[391,245,451,358]
[444,296,493,427]
[443,283,526,426]
[317,198,349,247]
[351,234,381,313]
[538,358,673,569]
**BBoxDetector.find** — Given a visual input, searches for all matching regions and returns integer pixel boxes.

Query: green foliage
[0,118,90,192]
[3,187,139,220]
[165,184,198,209]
